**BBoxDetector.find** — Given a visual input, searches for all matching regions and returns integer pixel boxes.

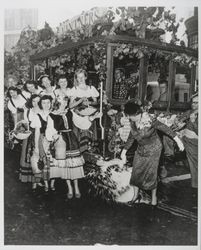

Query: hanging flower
[123,48,130,54]
[113,44,197,66]
[170,13,176,21]
[136,50,144,58]
[107,109,118,116]
[95,64,101,70]
[157,114,177,127]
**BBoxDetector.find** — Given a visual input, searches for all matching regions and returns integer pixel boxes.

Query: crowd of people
[5,69,198,206]
[6,69,101,199]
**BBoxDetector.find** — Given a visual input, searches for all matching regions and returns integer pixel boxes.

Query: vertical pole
[190,65,196,97]
[167,61,176,111]
[106,44,114,101]
[33,65,36,81]
[30,62,34,80]
[45,58,49,74]
[99,81,105,158]
[138,56,147,104]
[99,81,104,140]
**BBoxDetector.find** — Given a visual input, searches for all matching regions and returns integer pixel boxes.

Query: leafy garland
[113,43,198,67]
[85,163,118,201]
[85,162,130,202]
[58,7,185,44]
[4,7,197,85]
[47,43,107,82]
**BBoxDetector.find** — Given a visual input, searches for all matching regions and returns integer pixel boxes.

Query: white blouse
[31,112,49,129]
[69,85,99,98]
[55,88,71,97]
[21,90,31,99]
[54,88,72,103]
[40,86,57,100]
[7,95,27,114]
[24,108,41,129]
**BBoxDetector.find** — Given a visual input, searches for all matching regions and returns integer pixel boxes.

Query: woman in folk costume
[180,93,198,189]
[69,69,101,153]
[7,86,31,172]
[24,80,44,96]
[39,74,57,102]
[54,75,72,101]
[6,87,27,145]
[33,95,53,192]
[19,94,44,191]
[121,102,184,206]
[45,95,85,199]
[7,86,30,124]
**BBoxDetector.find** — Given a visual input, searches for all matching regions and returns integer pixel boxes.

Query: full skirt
[49,131,85,180]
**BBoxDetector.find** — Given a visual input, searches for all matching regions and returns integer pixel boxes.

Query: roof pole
[167,60,176,112]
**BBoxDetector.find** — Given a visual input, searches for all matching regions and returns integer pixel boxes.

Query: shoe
[75,192,81,199]
[151,204,158,210]
[151,198,158,206]
[127,195,142,206]
[32,188,37,194]
[50,185,55,191]
[37,182,43,187]
[67,192,73,199]
[44,186,49,192]
[159,166,168,179]
[32,183,37,189]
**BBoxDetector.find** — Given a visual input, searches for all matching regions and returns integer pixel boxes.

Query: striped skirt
[73,120,98,153]
[48,131,85,180]
[19,132,50,183]
[19,137,35,183]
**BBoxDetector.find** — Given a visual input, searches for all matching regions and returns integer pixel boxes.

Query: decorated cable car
[29,7,198,203]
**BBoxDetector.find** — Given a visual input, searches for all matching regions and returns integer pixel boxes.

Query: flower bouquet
[156,112,186,131]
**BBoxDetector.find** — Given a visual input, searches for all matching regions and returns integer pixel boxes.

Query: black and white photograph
[2,0,200,248]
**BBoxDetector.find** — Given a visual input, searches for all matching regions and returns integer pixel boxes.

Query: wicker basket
[10,120,32,140]
[77,106,97,116]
